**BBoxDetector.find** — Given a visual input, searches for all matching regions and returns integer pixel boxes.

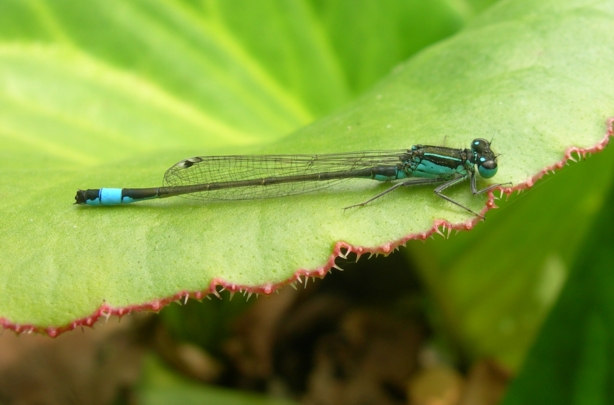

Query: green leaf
[1,0,612,334]
[501,156,614,404]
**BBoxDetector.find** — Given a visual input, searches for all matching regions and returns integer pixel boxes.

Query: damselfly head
[471,138,498,179]
[471,138,491,153]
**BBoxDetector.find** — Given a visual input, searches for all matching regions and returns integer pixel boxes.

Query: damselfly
[75,138,505,217]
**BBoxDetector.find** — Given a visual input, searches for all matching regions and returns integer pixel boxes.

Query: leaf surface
[0,0,612,333]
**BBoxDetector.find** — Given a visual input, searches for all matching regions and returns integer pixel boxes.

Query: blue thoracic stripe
[414,159,458,177]
[423,152,462,163]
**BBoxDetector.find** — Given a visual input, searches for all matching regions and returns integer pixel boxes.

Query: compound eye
[478,160,498,178]
[471,139,489,153]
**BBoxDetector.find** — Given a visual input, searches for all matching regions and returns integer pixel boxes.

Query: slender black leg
[434,175,484,218]
[470,169,514,195]
[346,174,510,219]
[344,178,446,210]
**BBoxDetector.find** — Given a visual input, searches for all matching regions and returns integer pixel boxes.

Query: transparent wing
[163,151,409,200]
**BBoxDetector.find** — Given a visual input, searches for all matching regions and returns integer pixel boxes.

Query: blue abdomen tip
[98,188,123,205]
